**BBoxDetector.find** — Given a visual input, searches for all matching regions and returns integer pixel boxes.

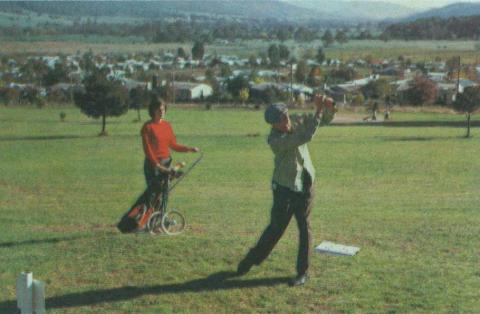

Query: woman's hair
[148,95,167,118]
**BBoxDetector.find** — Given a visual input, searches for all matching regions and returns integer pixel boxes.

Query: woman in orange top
[132,96,199,210]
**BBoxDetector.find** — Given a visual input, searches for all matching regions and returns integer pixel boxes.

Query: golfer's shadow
[0,271,289,311]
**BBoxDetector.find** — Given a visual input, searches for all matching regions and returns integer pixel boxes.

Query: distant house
[327,84,361,105]
[249,82,312,103]
[288,84,314,100]
[458,79,477,93]
[122,79,150,91]
[173,82,213,101]
[257,70,279,78]
[391,79,412,104]
[378,66,400,76]
[427,72,447,82]
[327,75,379,105]
[437,83,457,105]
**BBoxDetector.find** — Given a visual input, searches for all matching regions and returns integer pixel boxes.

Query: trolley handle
[168,152,204,192]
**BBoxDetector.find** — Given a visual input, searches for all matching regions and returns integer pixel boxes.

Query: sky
[361,0,480,10]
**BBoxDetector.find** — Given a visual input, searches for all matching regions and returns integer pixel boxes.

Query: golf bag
[117,173,167,233]
[117,204,153,233]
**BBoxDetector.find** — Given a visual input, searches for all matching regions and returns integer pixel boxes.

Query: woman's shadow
[0,271,289,311]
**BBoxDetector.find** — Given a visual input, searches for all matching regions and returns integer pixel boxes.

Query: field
[0,106,479,313]
[1,38,480,64]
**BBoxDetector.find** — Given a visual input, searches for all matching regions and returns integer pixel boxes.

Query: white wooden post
[16,272,46,314]
[32,279,46,314]
[16,272,33,314]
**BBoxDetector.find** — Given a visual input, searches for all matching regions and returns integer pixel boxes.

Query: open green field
[0,106,479,313]
[2,39,480,64]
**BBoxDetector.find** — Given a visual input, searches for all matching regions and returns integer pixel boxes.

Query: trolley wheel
[161,209,186,235]
[147,212,164,235]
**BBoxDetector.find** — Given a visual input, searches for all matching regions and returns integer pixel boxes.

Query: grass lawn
[0,106,479,313]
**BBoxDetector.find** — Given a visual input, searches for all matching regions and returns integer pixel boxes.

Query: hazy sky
[361,0,480,10]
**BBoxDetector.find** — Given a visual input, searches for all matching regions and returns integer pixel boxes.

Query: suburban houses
[1,49,478,107]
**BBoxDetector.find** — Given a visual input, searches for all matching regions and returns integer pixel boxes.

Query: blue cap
[264,103,288,124]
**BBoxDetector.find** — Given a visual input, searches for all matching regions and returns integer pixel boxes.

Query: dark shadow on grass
[0,271,289,311]
[0,135,95,142]
[0,235,90,248]
[331,120,480,128]
[377,136,438,142]
[377,134,474,142]
[0,134,139,142]
[0,118,128,125]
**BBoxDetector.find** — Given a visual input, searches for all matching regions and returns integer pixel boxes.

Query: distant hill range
[403,2,480,21]
[281,0,415,21]
[0,0,327,22]
[0,0,416,24]
[1,1,478,27]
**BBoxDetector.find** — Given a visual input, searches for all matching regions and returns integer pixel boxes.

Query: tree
[453,86,480,138]
[307,66,322,87]
[227,75,249,102]
[79,50,96,73]
[405,76,438,106]
[248,54,258,68]
[74,69,129,136]
[276,27,290,42]
[316,47,325,65]
[191,41,205,61]
[239,88,249,105]
[220,64,232,77]
[321,30,334,47]
[446,56,461,81]
[42,62,69,87]
[329,66,358,83]
[295,59,309,84]
[335,29,348,44]
[294,26,316,42]
[351,93,365,106]
[177,47,186,58]
[361,78,391,100]
[129,86,150,122]
[267,44,280,67]
[278,44,290,61]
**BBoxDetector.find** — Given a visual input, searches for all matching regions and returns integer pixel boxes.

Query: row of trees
[381,15,480,40]
[0,18,357,45]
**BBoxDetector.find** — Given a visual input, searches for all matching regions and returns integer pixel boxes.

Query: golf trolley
[144,153,203,235]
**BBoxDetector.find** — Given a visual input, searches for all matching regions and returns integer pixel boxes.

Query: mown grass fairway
[0,106,479,313]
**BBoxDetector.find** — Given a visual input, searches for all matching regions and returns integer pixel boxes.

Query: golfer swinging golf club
[237,94,334,286]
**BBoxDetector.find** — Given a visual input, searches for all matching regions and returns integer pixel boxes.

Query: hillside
[404,2,480,21]
[382,14,480,40]
[0,0,324,22]
[281,0,415,21]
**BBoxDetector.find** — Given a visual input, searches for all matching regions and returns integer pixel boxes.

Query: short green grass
[0,106,479,313]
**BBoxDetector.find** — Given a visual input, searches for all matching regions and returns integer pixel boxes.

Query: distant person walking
[371,101,379,121]
[236,95,334,286]
[384,96,391,120]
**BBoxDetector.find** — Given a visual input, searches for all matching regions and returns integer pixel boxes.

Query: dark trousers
[244,173,314,275]
[130,159,169,210]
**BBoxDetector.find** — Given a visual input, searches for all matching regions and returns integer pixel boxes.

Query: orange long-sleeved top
[141,120,189,166]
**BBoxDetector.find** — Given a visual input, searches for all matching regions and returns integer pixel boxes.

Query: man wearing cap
[236,95,333,286]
